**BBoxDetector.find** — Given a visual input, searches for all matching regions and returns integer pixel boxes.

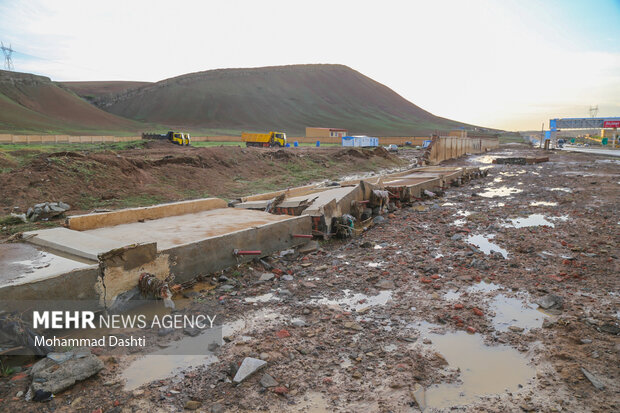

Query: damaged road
[0,143,618,412]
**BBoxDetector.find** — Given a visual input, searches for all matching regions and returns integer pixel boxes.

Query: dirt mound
[0,145,405,213]
[94,64,468,135]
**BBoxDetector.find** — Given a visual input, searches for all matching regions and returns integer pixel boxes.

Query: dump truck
[142,131,191,146]
[242,131,287,147]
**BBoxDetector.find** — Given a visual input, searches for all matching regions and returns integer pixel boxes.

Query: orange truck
[241,131,287,147]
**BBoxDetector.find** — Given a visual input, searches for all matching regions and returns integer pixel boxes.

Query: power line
[1,42,14,70]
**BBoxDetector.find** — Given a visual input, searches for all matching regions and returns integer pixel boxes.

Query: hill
[60,80,152,102]
[94,64,469,136]
[0,70,145,135]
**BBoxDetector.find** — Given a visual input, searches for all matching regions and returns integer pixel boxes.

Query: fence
[428,136,499,164]
[0,134,140,144]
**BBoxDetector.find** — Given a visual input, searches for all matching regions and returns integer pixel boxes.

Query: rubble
[25,201,70,222]
[232,357,267,383]
[30,348,104,394]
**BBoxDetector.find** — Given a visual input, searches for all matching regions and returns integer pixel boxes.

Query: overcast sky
[1,0,619,131]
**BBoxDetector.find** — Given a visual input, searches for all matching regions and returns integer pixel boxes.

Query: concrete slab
[83,208,304,250]
[24,227,129,261]
[0,243,96,287]
[67,198,228,231]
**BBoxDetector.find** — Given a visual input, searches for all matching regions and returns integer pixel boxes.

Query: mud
[0,144,618,412]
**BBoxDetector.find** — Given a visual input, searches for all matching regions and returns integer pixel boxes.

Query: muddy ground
[0,144,618,412]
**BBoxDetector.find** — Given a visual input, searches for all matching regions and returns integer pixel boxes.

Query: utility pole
[589,105,598,118]
[1,42,14,71]
[540,122,544,149]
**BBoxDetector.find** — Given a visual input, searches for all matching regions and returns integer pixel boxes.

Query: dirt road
[0,144,618,412]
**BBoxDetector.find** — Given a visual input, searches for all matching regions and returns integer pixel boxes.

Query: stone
[210,403,225,413]
[260,373,278,388]
[343,321,363,331]
[508,326,524,333]
[232,357,267,383]
[184,400,202,410]
[451,233,464,241]
[581,367,605,390]
[31,348,104,394]
[299,240,319,254]
[374,279,395,290]
[258,273,274,282]
[282,274,294,281]
[373,216,386,224]
[412,383,426,410]
[536,294,563,310]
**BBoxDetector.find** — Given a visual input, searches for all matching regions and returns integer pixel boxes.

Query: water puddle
[530,201,558,206]
[245,292,280,303]
[478,186,523,198]
[452,218,467,226]
[467,281,501,293]
[491,294,547,332]
[415,322,535,409]
[309,289,392,312]
[122,308,283,390]
[466,234,508,258]
[547,187,572,193]
[502,214,569,228]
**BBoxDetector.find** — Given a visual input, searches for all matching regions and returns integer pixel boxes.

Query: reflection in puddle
[415,323,535,409]
[309,289,392,312]
[491,294,547,332]
[467,281,501,293]
[466,234,508,258]
[122,327,221,390]
[503,214,569,228]
[478,186,523,198]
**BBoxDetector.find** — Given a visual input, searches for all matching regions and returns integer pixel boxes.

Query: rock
[282,274,294,281]
[232,357,267,383]
[32,389,53,402]
[291,319,306,327]
[210,403,225,413]
[276,329,291,338]
[184,327,202,337]
[273,386,289,394]
[343,321,363,331]
[260,373,278,388]
[508,326,524,333]
[373,216,386,224]
[218,284,234,292]
[184,400,202,410]
[536,294,564,310]
[31,348,104,394]
[299,241,319,254]
[580,338,592,344]
[451,233,464,241]
[581,367,605,390]
[258,273,274,282]
[374,279,395,290]
[352,371,362,379]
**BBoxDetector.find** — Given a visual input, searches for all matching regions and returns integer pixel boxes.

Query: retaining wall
[428,136,499,164]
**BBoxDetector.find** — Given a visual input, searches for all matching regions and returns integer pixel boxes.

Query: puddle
[367,262,382,268]
[443,290,462,301]
[122,308,283,390]
[491,294,547,332]
[547,187,572,193]
[122,327,221,391]
[309,289,392,312]
[245,292,280,303]
[503,214,569,228]
[455,210,472,217]
[466,234,508,258]
[493,177,503,183]
[467,281,501,293]
[415,322,535,409]
[452,218,467,226]
[478,186,523,198]
[530,201,558,206]
[442,202,456,206]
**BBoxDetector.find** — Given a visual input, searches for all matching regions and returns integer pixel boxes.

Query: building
[306,127,348,139]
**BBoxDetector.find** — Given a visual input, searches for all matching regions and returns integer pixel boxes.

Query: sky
[0,0,619,131]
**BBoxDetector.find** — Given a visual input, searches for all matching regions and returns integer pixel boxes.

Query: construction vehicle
[242,131,287,147]
[142,131,191,146]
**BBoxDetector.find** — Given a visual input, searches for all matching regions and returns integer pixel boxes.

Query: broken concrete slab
[581,367,605,390]
[31,348,104,394]
[233,357,267,383]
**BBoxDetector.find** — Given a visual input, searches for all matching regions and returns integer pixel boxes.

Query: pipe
[233,249,262,256]
[292,234,313,239]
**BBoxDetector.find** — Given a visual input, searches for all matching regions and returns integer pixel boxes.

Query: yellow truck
[242,131,287,147]
[142,131,191,146]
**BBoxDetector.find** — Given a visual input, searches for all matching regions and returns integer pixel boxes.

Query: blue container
[294,141,299,147]
[285,143,290,147]
[316,141,320,147]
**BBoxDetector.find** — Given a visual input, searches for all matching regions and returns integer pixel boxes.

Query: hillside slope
[60,81,152,102]
[96,64,467,136]
[0,70,144,135]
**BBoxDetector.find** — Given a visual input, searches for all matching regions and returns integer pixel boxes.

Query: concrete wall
[67,198,228,231]
[0,134,139,144]
[428,136,499,164]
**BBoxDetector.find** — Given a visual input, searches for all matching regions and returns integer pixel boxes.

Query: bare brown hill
[0,70,144,135]
[60,80,152,102]
[95,64,471,136]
